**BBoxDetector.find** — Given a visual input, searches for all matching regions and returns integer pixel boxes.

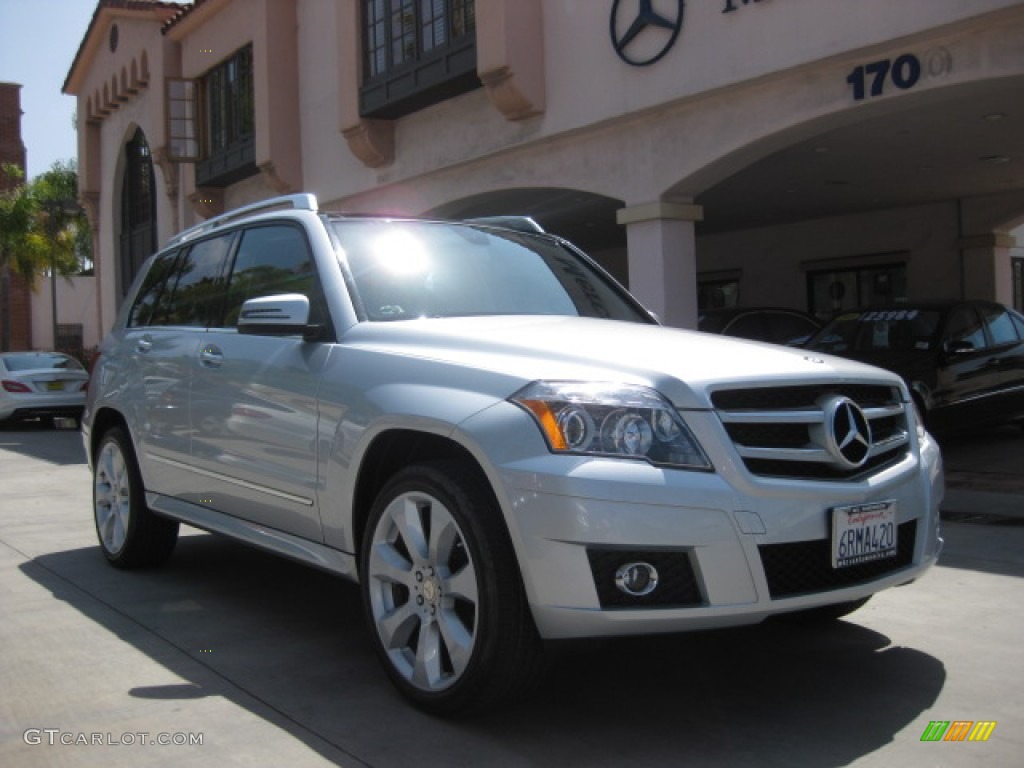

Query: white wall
[30,275,100,355]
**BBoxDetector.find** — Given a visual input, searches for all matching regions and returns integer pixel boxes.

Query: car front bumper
[481,416,943,640]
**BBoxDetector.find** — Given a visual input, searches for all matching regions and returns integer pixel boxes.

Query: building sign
[846,55,921,101]
[846,49,951,101]
[610,0,685,67]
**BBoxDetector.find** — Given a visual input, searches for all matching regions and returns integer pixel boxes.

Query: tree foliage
[0,160,93,350]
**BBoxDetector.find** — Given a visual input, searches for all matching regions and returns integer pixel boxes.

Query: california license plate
[46,381,64,391]
[831,501,897,569]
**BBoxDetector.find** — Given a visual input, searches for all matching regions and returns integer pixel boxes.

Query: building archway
[118,127,156,297]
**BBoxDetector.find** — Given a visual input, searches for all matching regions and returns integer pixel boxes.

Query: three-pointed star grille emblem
[825,397,873,469]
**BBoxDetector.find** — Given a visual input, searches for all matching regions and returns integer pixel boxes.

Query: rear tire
[93,426,178,569]
[360,461,544,715]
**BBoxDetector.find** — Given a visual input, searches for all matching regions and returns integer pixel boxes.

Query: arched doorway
[119,128,156,297]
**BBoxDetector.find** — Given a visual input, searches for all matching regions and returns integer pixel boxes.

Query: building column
[616,201,703,329]
[960,231,1017,304]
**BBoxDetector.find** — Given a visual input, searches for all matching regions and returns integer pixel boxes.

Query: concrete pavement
[1,421,1022,767]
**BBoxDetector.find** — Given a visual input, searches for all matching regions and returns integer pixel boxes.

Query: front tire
[93,426,178,569]
[360,461,544,715]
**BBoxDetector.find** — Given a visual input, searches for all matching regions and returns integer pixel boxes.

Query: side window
[128,250,180,327]
[945,306,988,350]
[154,234,234,327]
[1011,310,1024,340]
[979,305,1019,346]
[222,224,323,327]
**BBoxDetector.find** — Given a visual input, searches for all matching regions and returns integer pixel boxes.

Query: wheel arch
[88,406,132,466]
[351,429,500,563]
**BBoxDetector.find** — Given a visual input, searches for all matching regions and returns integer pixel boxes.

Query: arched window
[119,128,156,297]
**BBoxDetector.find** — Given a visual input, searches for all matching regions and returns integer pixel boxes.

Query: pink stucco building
[63,0,1024,338]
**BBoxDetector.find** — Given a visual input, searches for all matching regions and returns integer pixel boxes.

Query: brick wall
[0,81,33,351]
[0,82,26,179]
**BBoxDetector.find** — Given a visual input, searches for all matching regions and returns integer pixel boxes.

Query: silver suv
[84,194,943,714]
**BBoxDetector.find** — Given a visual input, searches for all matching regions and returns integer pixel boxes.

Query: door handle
[199,345,224,367]
[136,336,153,354]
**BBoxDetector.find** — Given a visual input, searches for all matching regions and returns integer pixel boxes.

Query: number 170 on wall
[847,54,922,100]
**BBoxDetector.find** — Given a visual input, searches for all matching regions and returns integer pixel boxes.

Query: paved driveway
[1,423,1022,767]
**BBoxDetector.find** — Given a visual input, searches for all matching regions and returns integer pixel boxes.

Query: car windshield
[808,309,943,354]
[330,220,653,323]
[2,353,83,372]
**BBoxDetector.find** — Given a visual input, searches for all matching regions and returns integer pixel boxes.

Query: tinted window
[980,305,1019,345]
[153,235,234,327]
[128,250,180,327]
[945,306,987,350]
[1011,310,1024,340]
[332,220,651,323]
[222,224,322,326]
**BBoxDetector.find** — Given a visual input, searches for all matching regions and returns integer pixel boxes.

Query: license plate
[831,501,897,569]
[46,381,64,391]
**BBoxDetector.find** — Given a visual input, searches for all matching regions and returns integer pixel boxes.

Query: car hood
[341,316,899,409]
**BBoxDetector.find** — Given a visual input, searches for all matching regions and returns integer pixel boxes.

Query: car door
[977,303,1024,421]
[119,236,233,498]
[188,222,330,541]
[931,303,1002,427]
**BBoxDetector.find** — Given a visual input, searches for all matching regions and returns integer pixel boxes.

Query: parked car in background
[84,194,943,715]
[698,307,822,346]
[805,300,1024,433]
[0,351,88,426]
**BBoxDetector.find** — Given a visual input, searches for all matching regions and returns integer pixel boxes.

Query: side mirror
[238,294,318,338]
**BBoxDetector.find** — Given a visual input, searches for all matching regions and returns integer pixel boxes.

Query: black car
[698,307,822,346]
[805,300,1024,433]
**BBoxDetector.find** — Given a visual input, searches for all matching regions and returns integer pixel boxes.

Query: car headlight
[511,381,711,470]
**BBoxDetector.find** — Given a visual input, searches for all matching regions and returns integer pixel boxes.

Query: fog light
[614,562,659,597]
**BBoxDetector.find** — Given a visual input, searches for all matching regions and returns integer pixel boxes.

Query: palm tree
[0,161,91,352]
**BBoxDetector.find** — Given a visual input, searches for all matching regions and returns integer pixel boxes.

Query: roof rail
[466,215,545,234]
[166,193,319,247]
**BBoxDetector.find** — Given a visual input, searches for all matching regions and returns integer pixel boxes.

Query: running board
[146,492,357,580]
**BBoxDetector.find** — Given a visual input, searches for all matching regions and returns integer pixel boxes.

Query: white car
[0,351,88,425]
[84,194,943,715]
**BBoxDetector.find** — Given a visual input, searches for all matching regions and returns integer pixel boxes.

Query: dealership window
[807,263,907,320]
[1013,257,1023,311]
[196,45,256,187]
[698,277,740,310]
[361,0,479,119]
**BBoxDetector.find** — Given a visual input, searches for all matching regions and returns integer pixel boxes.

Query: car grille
[710,383,911,481]
[759,519,917,598]
[586,549,704,609]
